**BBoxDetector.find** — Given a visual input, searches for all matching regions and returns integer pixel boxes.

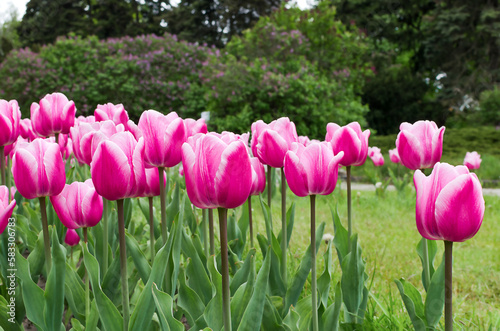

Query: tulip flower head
[95,103,129,128]
[464,151,481,170]
[71,120,120,165]
[251,117,298,168]
[12,138,66,199]
[91,131,146,201]
[0,99,21,147]
[389,148,401,164]
[142,168,167,197]
[249,157,266,196]
[64,229,80,246]
[138,110,186,168]
[184,118,208,137]
[0,185,16,234]
[368,146,385,166]
[31,92,76,137]
[414,162,484,242]
[284,142,344,197]
[50,179,103,229]
[396,120,445,170]
[182,133,252,209]
[19,118,38,141]
[325,122,370,167]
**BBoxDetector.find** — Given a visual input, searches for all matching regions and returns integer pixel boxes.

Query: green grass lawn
[246,187,500,329]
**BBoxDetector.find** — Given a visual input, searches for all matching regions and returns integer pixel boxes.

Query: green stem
[117,199,130,330]
[203,209,209,257]
[159,167,167,244]
[267,167,272,207]
[102,199,109,276]
[346,166,352,249]
[218,207,231,331]
[311,195,318,331]
[445,241,453,331]
[209,209,215,255]
[422,238,431,291]
[6,157,11,201]
[39,197,52,274]
[248,197,253,248]
[148,197,155,262]
[83,227,90,324]
[0,146,5,186]
[281,167,287,286]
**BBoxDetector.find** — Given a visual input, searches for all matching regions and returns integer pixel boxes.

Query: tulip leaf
[0,285,23,330]
[64,263,86,323]
[341,234,366,324]
[102,249,122,305]
[27,230,46,281]
[43,229,66,331]
[395,279,426,331]
[129,216,179,331]
[318,240,334,308]
[424,256,445,328]
[230,248,256,295]
[177,268,206,326]
[238,200,250,247]
[295,294,313,331]
[257,233,286,298]
[166,183,180,231]
[258,196,273,244]
[125,232,151,284]
[331,204,349,265]
[203,256,223,331]
[283,306,300,331]
[138,198,160,239]
[151,283,185,331]
[261,295,287,331]
[416,238,438,292]
[181,230,212,305]
[230,254,256,330]
[165,202,184,297]
[123,198,133,228]
[183,194,198,234]
[227,211,245,259]
[322,281,342,331]
[237,245,271,331]
[83,245,123,331]
[87,299,100,331]
[277,202,295,249]
[283,222,325,315]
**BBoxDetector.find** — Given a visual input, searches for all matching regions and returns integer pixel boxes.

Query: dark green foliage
[478,87,500,126]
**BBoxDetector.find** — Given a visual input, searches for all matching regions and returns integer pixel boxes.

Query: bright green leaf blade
[125,232,151,284]
[152,283,185,331]
[395,279,426,331]
[322,282,342,331]
[424,255,445,327]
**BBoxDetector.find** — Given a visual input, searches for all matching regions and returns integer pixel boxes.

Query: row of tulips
[0,92,485,331]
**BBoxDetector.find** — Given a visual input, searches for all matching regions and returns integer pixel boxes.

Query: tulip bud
[414,162,484,242]
[389,148,400,164]
[138,110,186,168]
[184,118,208,137]
[0,99,21,147]
[50,179,103,229]
[91,131,146,201]
[325,122,370,167]
[464,151,481,170]
[284,142,343,197]
[31,92,76,137]
[64,229,81,246]
[182,133,252,209]
[368,146,384,166]
[249,157,266,196]
[0,185,16,234]
[95,103,129,128]
[396,120,445,170]
[12,138,66,199]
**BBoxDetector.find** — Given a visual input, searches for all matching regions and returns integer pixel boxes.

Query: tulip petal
[257,129,288,168]
[284,151,309,197]
[430,126,445,167]
[42,143,66,196]
[0,200,16,234]
[215,141,252,208]
[50,190,77,229]
[332,126,362,167]
[182,142,209,208]
[435,174,484,242]
[12,148,39,199]
[397,130,423,170]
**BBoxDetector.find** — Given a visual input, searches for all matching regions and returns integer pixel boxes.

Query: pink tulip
[464,151,481,170]
[182,133,252,209]
[19,118,38,141]
[138,110,186,168]
[184,118,208,137]
[91,131,146,201]
[249,157,266,196]
[0,99,21,147]
[50,179,103,229]
[77,115,96,124]
[0,185,16,234]
[414,162,484,242]
[126,120,143,140]
[368,146,384,166]
[298,135,311,146]
[396,120,445,170]
[71,120,119,165]
[284,142,344,197]
[142,168,166,197]
[95,103,129,128]
[64,229,80,246]
[251,117,298,168]
[325,122,370,167]
[31,92,76,137]
[389,148,400,164]
[12,138,66,199]
[48,134,72,160]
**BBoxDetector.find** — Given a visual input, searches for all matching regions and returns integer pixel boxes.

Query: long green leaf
[416,238,438,292]
[318,241,334,308]
[83,245,123,331]
[322,282,342,331]
[230,248,256,295]
[395,279,426,331]
[340,235,365,324]
[177,268,206,326]
[331,205,349,265]
[203,256,223,331]
[424,256,445,327]
[230,253,256,330]
[152,283,185,331]
[237,245,272,331]
[125,232,151,284]
[64,263,86,323]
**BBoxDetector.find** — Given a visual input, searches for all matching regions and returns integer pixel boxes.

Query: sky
[0,0,316,23]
